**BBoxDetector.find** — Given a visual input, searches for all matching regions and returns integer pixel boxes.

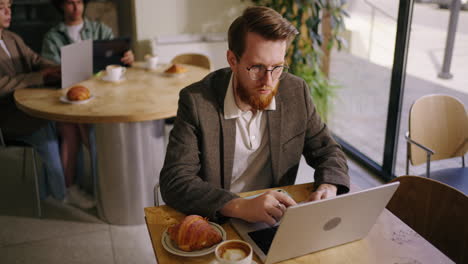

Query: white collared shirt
[224,74,276,193]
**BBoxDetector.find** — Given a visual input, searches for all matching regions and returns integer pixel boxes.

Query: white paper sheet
[61,40,93,89]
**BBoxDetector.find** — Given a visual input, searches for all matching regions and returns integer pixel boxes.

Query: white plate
[212,260,257,264]
[60,95,95,104]
[100,75,126,83]
[161,222,226,257]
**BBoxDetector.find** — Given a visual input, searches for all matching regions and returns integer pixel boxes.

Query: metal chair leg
[154,183,160,206]
[22,148,27,182]
[31,149,42,218]
[426,153,431,178]
[406,142,410,175]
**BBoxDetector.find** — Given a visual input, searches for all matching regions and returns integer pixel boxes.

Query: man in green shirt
[41,0,134,209]
[42,0,133,65]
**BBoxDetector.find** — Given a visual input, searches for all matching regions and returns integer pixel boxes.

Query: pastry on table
[66,85,90,101]
[167,215,222,251]
[165,64,188,74]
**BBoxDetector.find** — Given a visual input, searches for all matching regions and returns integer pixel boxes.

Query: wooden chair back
[409,94,468,166]
[387,175,468,263]
[171,53,211,70]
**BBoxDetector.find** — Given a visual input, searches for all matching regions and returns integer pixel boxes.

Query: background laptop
[93,37,131,74]
[230,182,400,264]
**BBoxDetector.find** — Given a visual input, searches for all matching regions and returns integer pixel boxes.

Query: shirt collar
[57,18,90,33]
[223,74,276,119]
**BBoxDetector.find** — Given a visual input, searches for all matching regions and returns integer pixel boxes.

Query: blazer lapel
[215,69,236,190]
[220,117,236,190]
[4,32,27,73]
[0,34,15,74]
[268,90,282,186]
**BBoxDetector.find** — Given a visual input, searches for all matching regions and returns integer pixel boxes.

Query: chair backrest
[387,175,468,263]
[408,94,468,166]
[171,53,211,70]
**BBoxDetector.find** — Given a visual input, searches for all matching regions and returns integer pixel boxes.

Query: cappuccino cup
[105,65,126,82]
[215,240,252,264]
[145,54,159,70]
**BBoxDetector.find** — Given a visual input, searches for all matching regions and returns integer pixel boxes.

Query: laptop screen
[93,37,131,73]
[248,226,279,255]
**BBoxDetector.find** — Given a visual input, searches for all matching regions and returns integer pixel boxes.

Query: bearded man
[160,6,350,225]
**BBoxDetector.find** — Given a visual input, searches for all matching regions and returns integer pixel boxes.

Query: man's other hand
[220,190,297,226]
[121,50,134,65]
[41,66,61,86]
[307,183,337,202]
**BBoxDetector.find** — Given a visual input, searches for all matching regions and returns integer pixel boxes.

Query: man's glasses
[246,65,289,81]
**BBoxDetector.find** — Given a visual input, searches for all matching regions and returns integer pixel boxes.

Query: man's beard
[236,79,278,111]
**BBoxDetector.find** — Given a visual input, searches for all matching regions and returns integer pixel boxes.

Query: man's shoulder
[84,19,112,32]
[86,19,106,28]
[281,73,306,89]
[43,23,66,40]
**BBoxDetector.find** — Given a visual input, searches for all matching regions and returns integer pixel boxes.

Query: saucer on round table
[101,75,126,83]
[60,95,95,104]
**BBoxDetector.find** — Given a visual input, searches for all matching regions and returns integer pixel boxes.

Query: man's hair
[228,6,299,59]
[51,0,89,13]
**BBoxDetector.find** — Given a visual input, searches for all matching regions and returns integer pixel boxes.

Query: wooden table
[144,183,454,264]
[15,64,209,225]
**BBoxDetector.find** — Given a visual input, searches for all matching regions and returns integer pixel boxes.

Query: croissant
[67,85,90,101]
[165,64,187,74]
[167,215,222,251]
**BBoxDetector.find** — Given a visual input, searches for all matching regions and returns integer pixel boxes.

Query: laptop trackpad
[248,226,279,255]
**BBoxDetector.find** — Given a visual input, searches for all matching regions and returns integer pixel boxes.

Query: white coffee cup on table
[215,240,253,264]
[106,65,126,82]
[145,54,159,70]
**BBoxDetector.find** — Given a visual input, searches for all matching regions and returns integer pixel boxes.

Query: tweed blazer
[0,30,56,139]
[160,68,349,220]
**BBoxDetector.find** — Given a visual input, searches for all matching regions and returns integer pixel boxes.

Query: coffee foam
[222,248,247,260]
[218,241,250,261]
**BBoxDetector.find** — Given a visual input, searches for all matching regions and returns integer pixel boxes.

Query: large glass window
[328,0,399,166]
[396,2,468,176]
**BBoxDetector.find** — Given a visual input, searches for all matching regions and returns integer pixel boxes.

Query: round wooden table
[15,64,210,225]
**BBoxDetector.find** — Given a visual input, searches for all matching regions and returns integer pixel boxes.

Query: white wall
[132,0,250,59]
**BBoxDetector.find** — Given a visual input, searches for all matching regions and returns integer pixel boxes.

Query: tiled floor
[0,145,379,264]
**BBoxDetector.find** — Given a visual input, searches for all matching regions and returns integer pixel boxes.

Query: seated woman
[40,0,135,209]
[0,0,66,202]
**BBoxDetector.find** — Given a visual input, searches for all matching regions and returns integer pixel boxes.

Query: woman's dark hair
[228,6,298,59]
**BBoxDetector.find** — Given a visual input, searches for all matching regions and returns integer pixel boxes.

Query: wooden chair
[405,94,468,179]
[171,53,211,70]
[0,128,42,218]
[387,176,468,263]
[167,53,212,128]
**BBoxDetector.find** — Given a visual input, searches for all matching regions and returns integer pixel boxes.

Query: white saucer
[211,260,257,264]
[101,75,126,83]
[161,222,226,257]
[60,95,95,104]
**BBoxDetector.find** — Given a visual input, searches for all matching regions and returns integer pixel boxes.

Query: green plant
[249,0,347,121]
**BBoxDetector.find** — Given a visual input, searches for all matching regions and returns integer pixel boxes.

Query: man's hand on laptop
[307,183,337,202]
[220,190,297,226]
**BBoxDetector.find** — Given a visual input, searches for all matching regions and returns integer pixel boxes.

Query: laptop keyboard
[248,226,279,255]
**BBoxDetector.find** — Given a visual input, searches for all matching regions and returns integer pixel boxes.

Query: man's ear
[227,50,238,69]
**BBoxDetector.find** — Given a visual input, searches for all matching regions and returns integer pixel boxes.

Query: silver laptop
[230,182,400,264]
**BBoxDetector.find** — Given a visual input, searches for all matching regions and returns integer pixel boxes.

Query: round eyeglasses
[246,65,289,81]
